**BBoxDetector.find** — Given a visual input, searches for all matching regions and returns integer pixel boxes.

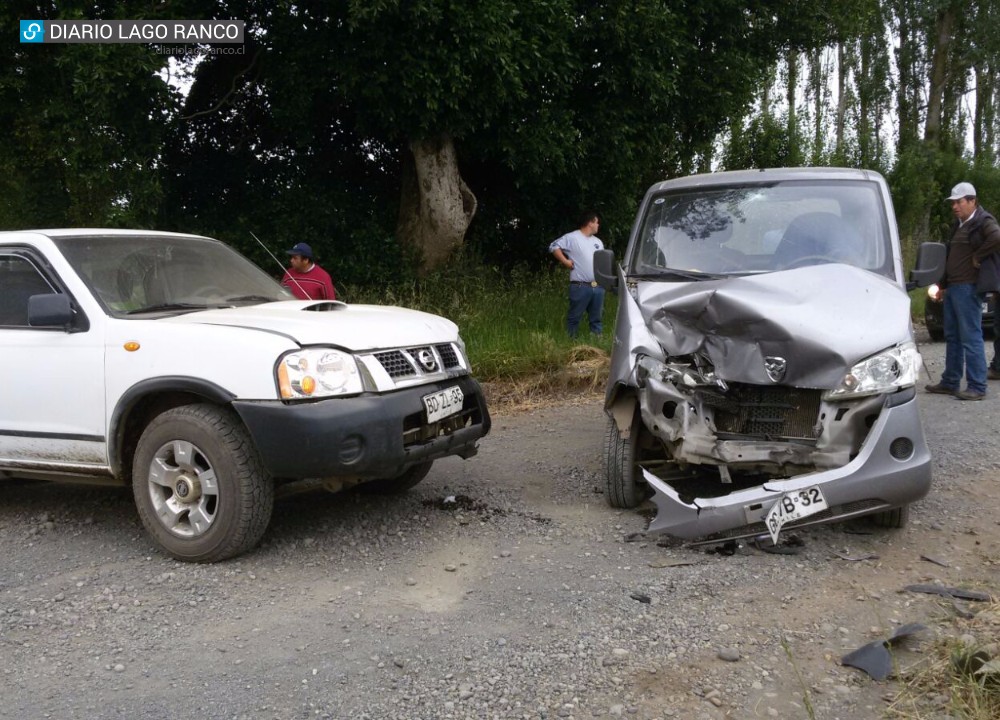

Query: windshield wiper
[225,294,277,304]
[125,303,208,315]
[630,269,723,281]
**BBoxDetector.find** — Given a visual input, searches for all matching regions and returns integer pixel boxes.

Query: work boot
[924,383,958,395]
[955,390,985,401]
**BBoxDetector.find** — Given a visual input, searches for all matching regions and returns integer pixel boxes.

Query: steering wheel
[781,255,840,270]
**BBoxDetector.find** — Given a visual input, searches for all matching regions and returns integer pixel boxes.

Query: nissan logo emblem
[416,349,437,372]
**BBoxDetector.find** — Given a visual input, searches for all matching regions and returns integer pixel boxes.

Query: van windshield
[629,180,894,280]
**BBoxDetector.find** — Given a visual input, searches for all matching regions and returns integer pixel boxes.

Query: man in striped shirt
[282,242,337,301]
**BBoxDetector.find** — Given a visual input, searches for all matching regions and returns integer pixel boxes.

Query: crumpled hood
[163,301,460,350]
[635,264,911,388]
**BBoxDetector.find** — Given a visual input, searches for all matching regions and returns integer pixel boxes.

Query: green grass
[342,265,616,381]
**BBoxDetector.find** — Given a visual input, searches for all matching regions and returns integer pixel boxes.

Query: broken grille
[703,383,822,440]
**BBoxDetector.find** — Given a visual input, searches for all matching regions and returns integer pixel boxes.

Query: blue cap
[286,242,313,259]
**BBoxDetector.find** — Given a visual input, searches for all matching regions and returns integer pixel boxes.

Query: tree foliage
[3,0,1000,279]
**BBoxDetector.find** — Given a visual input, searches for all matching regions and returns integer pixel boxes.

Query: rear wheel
[132,404,274,562]
[872,504,909,529]
[359,461,434,494]
[604,411,647,508]
[928,328,944,342]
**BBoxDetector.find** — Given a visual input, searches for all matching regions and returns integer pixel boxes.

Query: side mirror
[908,242,946,289]
[594,249,618,293]
[28,293,74,328]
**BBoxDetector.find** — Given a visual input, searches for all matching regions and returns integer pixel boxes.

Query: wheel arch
[109,377,236,480]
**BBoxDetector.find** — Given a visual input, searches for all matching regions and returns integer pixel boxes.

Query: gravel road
[2,333,999,720]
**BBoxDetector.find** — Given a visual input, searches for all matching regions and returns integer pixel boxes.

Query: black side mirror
[28,293,74,328]
[908,242,946,290]
[594,249,618,293]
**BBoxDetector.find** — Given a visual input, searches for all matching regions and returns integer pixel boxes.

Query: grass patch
[342,265,616,384]
[887,601,1000,719]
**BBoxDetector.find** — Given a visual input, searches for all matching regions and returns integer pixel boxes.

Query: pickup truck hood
[635,264,911,387]
[163,301,460,350]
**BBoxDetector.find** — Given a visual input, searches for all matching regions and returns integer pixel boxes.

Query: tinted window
[0,254,56,327]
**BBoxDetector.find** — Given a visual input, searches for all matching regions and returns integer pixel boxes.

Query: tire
[604,411,646,508]
[928,328,944,342]
[132,404,274,562]
[359,461,433,495]
[872,504,909,529]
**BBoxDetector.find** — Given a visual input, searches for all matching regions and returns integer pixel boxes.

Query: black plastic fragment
[904,584,993,602]
[840,623,928,680]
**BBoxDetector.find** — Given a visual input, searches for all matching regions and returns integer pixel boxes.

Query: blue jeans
[941,283,988,394]
[567,283,605,337]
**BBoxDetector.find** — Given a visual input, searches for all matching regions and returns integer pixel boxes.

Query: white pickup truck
[0,229,491,561]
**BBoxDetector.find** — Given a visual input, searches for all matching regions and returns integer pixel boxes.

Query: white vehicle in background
[0,229,491,562]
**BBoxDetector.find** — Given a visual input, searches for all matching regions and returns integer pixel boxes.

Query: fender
[108,376,236,477]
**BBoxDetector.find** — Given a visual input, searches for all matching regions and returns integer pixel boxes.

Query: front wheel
[132,404,274,562]
[604,411,647,508]
[872,504,909,529]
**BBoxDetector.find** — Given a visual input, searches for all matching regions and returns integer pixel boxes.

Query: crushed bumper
[643,389,931,542]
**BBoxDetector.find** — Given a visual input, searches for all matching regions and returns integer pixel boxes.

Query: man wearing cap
[925,182,1000,400]
[281,242,337,301]
[549,211,605,337]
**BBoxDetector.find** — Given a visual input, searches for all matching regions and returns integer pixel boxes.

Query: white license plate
[422,386,464,423]
[764,486,828,544]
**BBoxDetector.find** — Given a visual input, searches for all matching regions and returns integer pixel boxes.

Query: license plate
[422,386,464,423]
[764,485,828,544]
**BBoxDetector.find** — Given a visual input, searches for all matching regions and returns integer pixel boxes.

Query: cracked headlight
[823,342,920,400]
[277,348,363,399]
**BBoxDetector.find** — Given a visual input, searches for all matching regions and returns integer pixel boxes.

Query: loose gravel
[2,333,999,720]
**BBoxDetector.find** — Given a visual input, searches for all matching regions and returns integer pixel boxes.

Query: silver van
[594,168,945,545]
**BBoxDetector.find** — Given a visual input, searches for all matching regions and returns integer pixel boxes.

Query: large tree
[0,2,175,229]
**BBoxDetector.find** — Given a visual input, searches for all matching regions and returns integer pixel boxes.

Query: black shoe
[988,368,1000,380]
[955,390,985,401]
[925,383,958,395]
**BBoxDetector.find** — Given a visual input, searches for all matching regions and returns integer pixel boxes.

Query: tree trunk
[835,43,849,160]
[396,133,477,275]
[786,53,801,164]
[975,62,996,164]
[925,5,956,145]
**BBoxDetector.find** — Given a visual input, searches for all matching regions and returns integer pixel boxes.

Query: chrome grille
[436,343,460,369]
[374,350,415,378]
[703,384,821,439]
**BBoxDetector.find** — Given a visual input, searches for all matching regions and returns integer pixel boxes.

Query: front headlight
[277,348,364,399]
[823,342,920,400]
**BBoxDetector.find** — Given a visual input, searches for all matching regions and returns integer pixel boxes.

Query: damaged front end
[606,265,932,544]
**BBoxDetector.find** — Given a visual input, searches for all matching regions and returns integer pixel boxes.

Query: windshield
[629,180,894,280]
[53,234,293,316]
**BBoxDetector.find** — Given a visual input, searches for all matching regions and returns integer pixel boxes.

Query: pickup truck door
[0,249,108,474]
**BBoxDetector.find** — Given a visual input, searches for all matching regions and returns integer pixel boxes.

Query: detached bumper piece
[642,391,931,544]
[233,376,491,479]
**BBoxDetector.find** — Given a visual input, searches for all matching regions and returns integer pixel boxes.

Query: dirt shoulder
[1,338,998,720]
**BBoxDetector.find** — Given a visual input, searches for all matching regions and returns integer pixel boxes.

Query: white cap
[946,182,977,200]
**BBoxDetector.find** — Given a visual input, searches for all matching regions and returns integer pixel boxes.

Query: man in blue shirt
[549,211,605,337]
